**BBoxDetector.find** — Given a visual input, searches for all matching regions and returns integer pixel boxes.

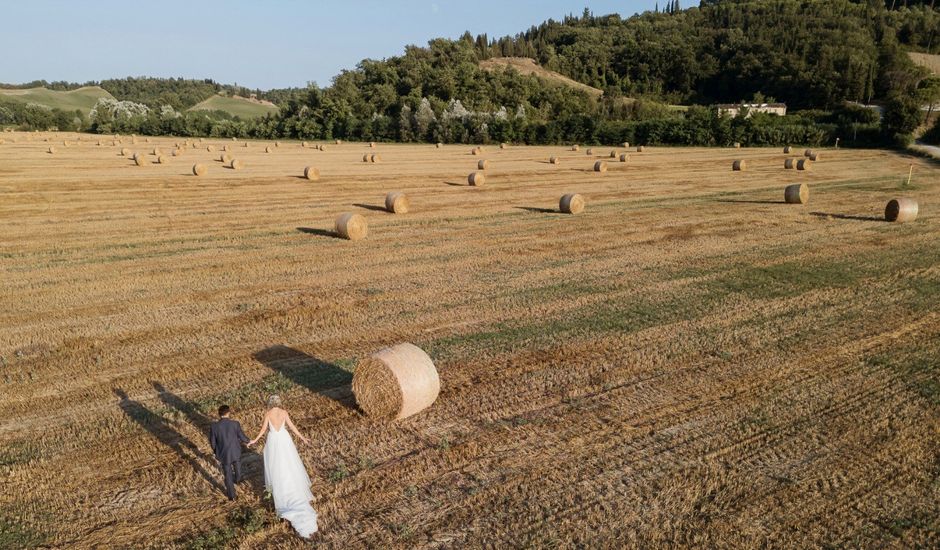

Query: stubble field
[0,132,938,548]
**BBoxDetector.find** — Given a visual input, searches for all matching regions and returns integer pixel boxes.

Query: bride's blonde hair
[267,395,282,408]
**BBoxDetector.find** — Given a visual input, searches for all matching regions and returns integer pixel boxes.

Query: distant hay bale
[145,138,151,143]
[363,154,370,162]
[549,156,560,164]
[471,147,480,156]
[320,145,327,152]
[335,139,342,145]
[784,146,792,154]
[385,191,409,214]
[797,159,811,171]
[302,141,308,148]
[477,159,489,170]
[734,142,741,148]
[559,193,585,214]
[809,152,820,161]
[500,143,507,149]
[191,142,197,149]
[265,146,272,153]
[351,342,440,419]
[303,166,320,181]
[172,149,182,157]
[132,152,142,161]
[243,142,249,148]
[609,150,617,158]
[207,145,215,152]
[885,198,918,223]
[47,146,56,154]
[274,141,280,147]
[586,148,594,155]
[135,156,147,166]
[593,160,608,173]
[157,155,167,164]
[784,158,796,169]
[370,142,376,148]
[804,149,814,157]
[468,171,485,186]
[636,146,645,152]
[619,153,629,162]
[335,212,368,240]
[732,159,747,171]
[222,145,228,152]
[221,153,232,164]
[229,159,244,170]
[62,141,70,147]
[621,142,630,148]
[436,143,443,148]
[784,183,808,204]
[571,145,580,152]
[96,140,101,146]
[232,137,237,142]
[192,163,207,176]
[371,154,381,163]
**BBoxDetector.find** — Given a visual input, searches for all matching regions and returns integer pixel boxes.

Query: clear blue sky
[0,0,661,90]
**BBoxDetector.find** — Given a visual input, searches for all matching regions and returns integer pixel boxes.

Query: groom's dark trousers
[209,417,250,500]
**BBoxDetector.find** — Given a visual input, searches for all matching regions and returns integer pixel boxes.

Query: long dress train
[263,421,318,538]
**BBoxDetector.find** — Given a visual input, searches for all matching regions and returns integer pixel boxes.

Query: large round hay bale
[436,143,443,148]
[352,342,440,419]
[145,137,151,143]
[265,146,272,154]
[784,158,796,169]
[221,153,232,164]
[191,142,197,149]
[222,145,228,152]
[593,160,608,173]
[477,159,489,170]
[335,139,342,145]
[243,142,249,148]
[885,198,918,223]
[571,145,580,152]
[232,137,237,142]
[550,156,560,164]
[371,154,381,163]
[229,159,244,170]
[47,146,55,154]
[586,148,594,155]
[385,191,409,214]
[302,141,308,148]
[784,183,808,204]
[560,193,585,214]
[62,140,70,147]
[609,150,617,158]
[808,152,820,161]
[274,141,280,148]
[320,144,327,152]
[207,145,215,152]
[471,147,480,156]
[132,152,142,161]
[303,166,320,181]
[335,212,368,240]
[156,155,166,164]
[370,142,376,148]
[734,142,741,148]
[797,159,811,171]
[192,163,207,176]
[500,142,507,149]
[804,149,814,157]
[784,145,792,154]
[619,153,629,162]
[732,159,747,171]
[135,156,147,166]
[468,171,485,186]
[622,142,630,148]
[636,145,645,152]
[363,154,371,162]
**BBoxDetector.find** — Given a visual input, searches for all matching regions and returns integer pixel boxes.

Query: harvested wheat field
[1,132,938,548]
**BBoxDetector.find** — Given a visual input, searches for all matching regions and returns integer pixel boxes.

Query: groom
[208,404,250,501]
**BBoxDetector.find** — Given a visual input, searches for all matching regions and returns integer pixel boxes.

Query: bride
[248,395,318,538]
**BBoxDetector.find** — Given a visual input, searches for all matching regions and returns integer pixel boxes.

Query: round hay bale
[784,158,796,169]
[320,144,327,152]
[207,145,215,152]
[132,152,142,161]
[732,159,747,171]
[371,154,381,163]
[274,141,280,147]
[121,147,130,156]
[222,145,228,152]
[809,152,820,161]
[192,163,207,176]
[885,198,918,223]
[471,147,480,156]
[335,212,368,240]
[265,146,272,153]
[335,139,342,145]
[500,142,507,149]
[571,145,580,152]
[243,142,249,148]
[135,156,147,166]
[229,159,244,170]
[303,166,320,181]
[797,159,811,171]
[191,142,197,149]
[172,148,182,157]
[145,138,151,143]
[593,160,608,173]
[370,142,376,148]
[559,193,585,214]
[352,342,440,419]
[621,142,630,148]
[468,171,485,186]
[477,159,489,170]
[62,141,70,147]
[47,146,56,154]
[784,183,808,204]
[385,191,409,214]
[784,145,792,154]
[221,153,232,164]
[156,155,166,164]
[435,143,443,148]
[609,150,617,158]
[586,148,594,155]
[619,153,628,162]
[549,156,560,164]
[804,149,814,157]
[363,154,370,163]
[302,141,308,148]
[734,142,741,148]
[232,137,237,142]
[636,145,645,152]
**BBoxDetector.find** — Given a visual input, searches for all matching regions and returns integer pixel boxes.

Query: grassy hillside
[188,95,278,119]
[909,52,940,76]
[0,86,112,113]
[480,57,604,98]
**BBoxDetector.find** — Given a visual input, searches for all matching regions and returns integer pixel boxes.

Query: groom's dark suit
[209,416,250,500]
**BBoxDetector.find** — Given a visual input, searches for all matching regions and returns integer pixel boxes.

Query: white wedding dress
[263,421,318,538]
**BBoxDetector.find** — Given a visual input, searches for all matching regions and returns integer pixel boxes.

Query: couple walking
[208,395,318,538]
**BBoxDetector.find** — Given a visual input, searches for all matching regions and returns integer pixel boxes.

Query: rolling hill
[188,94,279,119]
[479,57,605,98]
[0,86,113,113]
